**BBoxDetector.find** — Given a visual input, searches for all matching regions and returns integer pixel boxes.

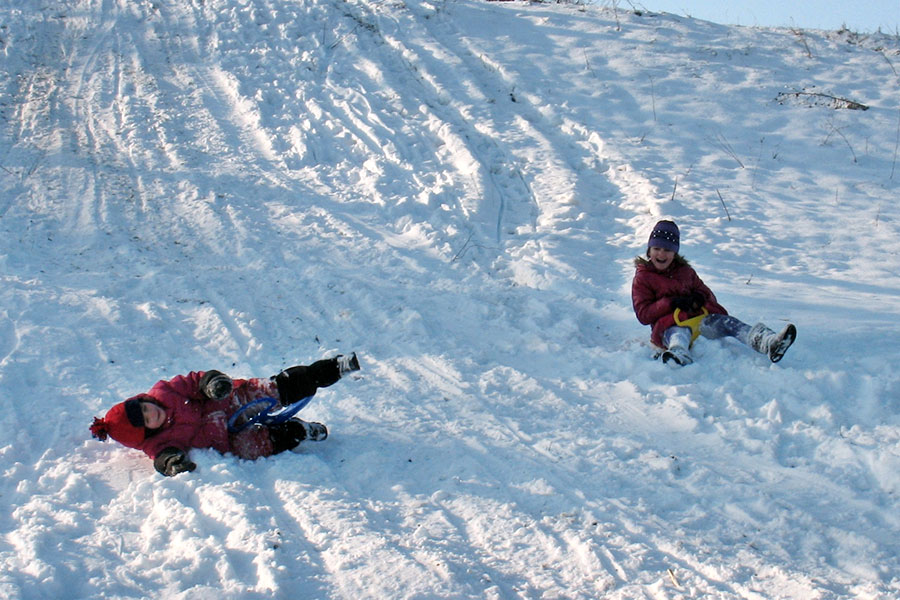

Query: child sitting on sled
[90,353,360,476]
[632,220,796,366]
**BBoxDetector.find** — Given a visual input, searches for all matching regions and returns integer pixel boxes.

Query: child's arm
[151,372,206,402]
[632,275,673,325]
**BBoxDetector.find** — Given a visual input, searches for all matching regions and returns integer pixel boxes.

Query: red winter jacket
[132,372,281,461]
[631,256,727,348]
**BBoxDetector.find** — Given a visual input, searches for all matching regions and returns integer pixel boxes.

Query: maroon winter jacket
[631,256,727,347]
[132,372,281,461]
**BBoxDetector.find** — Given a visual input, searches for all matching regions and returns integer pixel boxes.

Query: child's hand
[671,293,706,312]
[670,296,695,311]
[200,370,233,400]
[690,291,706,310]
[166,455,196,476]
[155,447,197,476]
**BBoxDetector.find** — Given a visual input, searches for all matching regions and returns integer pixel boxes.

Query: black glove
[199,370,233,400]
[670,296,695,311]
[690,291,706,310]
[154,447,197,477]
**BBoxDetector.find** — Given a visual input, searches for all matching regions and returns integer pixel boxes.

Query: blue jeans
[663,314,752,348]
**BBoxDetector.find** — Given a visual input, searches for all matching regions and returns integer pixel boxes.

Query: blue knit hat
[648,220,680,253]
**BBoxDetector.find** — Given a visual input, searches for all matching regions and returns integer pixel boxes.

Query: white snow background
[1,0,899,598]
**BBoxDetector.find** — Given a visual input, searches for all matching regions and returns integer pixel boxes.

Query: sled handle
[227,395,313,434]
[673,307,709,346]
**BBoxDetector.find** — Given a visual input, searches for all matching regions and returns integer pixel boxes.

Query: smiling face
[141,401,167,430]
[648,246,676,271]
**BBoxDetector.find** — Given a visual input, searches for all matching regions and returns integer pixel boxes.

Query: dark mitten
[199,370,233,400]
[154,447,197,476]
[690,291,707,310]
[670,296,695,311]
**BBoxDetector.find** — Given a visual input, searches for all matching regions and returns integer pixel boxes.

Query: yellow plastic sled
[673,307,709,347]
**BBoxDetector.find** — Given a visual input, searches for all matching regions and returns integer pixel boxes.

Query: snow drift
[1,0,899,598]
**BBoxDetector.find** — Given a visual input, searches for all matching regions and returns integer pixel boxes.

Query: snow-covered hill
[1,0,899,598]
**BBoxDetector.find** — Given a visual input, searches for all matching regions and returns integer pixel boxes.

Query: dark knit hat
[648,220,680,253]
[90,395,148,448]
[123,397,145,427]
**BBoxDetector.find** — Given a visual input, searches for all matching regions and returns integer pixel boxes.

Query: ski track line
[344,0,534,246]
[394,5,544,242]
[61,2,175,243]
[157,2,292,190]
[408,2,651,220]
[275,472,457,598]
[405,384,675,597]
[0,312,18,369]
[370,0,656,288]
[232,468,335,597]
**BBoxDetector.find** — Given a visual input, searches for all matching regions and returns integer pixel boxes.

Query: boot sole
[769,324,797,363]
[662,350,693,366]
[307,426,328,442]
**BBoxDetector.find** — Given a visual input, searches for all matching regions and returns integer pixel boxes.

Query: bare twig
[583,49,596,78]
[777,90,869,111]
[879,49,898,76]
[824,121,858,163]
[329,25,359,50]
[750,137,765,190]
[791,28,813,58]
[451,230,475,262]
[713,132,744,168]
[716,188,732,221]
[667,568,681,588]
[891,109,899,180]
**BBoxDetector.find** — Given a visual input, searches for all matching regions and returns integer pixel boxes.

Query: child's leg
[271,358,341,405]
[698,314,752,343]
[748,322,797,363]
[663,326,693,349]
[661,326,693,366]
[700,314,796,362]
[268,419,328,453]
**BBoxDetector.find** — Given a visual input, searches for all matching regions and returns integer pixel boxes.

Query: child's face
[649,246,675,271]
[141,401,167,429]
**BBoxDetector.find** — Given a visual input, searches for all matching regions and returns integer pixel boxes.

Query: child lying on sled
[90,353,360,476]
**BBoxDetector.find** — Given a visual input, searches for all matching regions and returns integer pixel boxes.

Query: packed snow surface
[1,0,899,598]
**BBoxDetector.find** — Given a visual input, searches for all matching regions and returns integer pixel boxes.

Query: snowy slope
[1,0,899,598]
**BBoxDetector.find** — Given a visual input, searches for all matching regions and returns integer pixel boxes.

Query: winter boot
[748,323,796,363]
[300,419,329,442]
[662,345,693,367]
[661,327,693,367]
[268,418,328,453]
[337,352,360,375]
